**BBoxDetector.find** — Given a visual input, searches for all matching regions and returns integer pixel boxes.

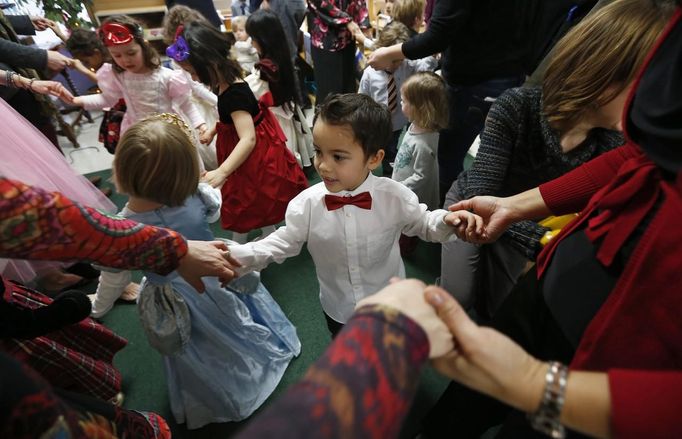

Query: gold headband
[144,113,195,144]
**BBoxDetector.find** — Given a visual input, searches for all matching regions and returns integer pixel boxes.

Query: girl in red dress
[167,21,308,242]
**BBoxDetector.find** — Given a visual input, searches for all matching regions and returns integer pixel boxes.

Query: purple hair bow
[166,26,190,62]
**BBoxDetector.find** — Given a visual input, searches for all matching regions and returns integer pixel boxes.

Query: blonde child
[231,15,259,74]
[68,16,206,139]
[358,22,437,175]
[94,114,300,428]
[392,72,447,210]
[229,94,482,337]
[168,20,308,243]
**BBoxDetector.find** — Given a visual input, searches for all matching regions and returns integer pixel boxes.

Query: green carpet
[87,167,449,438]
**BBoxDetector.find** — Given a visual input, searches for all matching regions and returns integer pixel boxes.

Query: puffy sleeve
[78,63,124,110]
[168,69,204,129]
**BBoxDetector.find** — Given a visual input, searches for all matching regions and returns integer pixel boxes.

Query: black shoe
[65,263,101,280]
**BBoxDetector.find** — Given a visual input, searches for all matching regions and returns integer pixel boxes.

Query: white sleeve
[229,194,311,274]
[190,81,218,107]
[398,187,454,242]
[79,63,124,110]
[358,69,371,95]
[406,55,439,72]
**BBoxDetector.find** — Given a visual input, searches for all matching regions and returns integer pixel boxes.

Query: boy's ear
[366,149,385,171]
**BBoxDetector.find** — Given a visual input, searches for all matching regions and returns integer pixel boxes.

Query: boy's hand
[443,210,486,242]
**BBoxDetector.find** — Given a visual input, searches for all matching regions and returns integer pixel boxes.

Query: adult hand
[425,287,547,413]
[31,80,74,103]
[46,51,73,71]
[30,16,54,31]
[176,240,242,293]
[357,278,454,357]
[367,47,393,70]
[347,21,361,38]
[447,196,516,244]
[202,169,228,188]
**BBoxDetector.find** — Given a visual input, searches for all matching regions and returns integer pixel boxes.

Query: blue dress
[122,186,301,429]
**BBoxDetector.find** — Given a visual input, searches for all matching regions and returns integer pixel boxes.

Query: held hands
[347,21,363,40]
[30,16,55,31]
[177,240,243,293]
[28,79,74,102]
[46,51,74,71]
[425,287,547,413]
[447,196,516,244]
[357,278,455,358]
[202,169,229,188]
[443,210,486,242]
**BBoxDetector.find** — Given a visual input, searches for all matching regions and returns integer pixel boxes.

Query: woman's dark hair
[99,15,160,73]
[246,9,302,106]
[182,20,243,89]
[66,28,106,57]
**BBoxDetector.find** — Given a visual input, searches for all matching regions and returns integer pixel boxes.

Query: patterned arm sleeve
[0,177,187,275]
[236,304,429,438]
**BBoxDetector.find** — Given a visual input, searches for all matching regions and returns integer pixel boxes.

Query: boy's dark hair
[246,9,302,106]
[182,20,243,89]
[66,28,105,56]
[315,94,392,158]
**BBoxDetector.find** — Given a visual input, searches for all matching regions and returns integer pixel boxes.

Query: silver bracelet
[529,361,569,438]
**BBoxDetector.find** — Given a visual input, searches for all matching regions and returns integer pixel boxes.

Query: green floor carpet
[87,168,449,438]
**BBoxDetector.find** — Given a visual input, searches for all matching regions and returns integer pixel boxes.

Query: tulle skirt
[0,99,116,283]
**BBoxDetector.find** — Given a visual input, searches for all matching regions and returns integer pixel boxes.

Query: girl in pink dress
[68,15,207,139]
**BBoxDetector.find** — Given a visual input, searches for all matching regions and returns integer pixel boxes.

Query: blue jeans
[438,75,524,204]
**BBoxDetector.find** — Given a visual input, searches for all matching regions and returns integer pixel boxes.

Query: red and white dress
[215,82,308,232]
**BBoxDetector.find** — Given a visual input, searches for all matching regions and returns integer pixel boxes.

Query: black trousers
[323,312,344,338]
[421,267,578,438]
[311,44,357,105]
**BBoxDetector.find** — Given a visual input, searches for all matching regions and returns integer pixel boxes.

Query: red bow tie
[324,192,372,211]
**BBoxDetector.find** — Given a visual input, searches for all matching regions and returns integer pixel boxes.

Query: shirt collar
[325,172,376,197]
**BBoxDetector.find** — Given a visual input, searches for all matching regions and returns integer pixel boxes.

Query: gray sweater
[455,86,624,259]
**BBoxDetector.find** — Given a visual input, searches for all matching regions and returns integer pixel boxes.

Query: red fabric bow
[100,23,136,47]
[324,192,372,211]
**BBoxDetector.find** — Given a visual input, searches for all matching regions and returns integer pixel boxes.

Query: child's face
[108,41,147,74]
[234,24,248,42]
[74,49,104,71]
[400,91,413,121]
[313,120,384,193]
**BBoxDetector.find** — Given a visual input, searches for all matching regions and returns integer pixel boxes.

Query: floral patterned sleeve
[237,304,429,438]
[308,0,368,51]
[0,177,187,275]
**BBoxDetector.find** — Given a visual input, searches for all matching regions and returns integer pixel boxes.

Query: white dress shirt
[358,56,438,131]
[230,173,456,323]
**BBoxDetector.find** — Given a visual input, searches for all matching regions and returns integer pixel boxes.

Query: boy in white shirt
[230,93,481,336]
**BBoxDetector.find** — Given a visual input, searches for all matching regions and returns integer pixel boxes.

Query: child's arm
[71,59,98,83]
[189,80,218,107]
[203,110,256,188]
[229,194,310,274]
[169,70,206,131]
[358,69,371,95]
[72,63,123,109]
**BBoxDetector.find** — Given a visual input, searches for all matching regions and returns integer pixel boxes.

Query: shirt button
[350,266,356,271]
[346,213,351,218]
